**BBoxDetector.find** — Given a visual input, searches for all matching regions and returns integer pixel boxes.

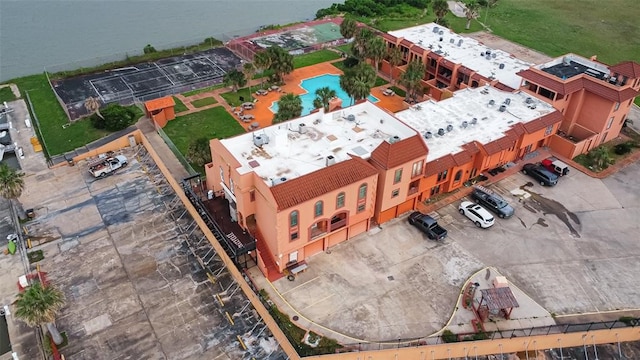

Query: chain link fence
[156,126,198,176]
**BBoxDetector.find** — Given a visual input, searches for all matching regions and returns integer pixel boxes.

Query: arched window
[357,183,367,213]
[290,211,298,227]
[454,170,463,182]
[314,201,323,217]
[336,192,345,209]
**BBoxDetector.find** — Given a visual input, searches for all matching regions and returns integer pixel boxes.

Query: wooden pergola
[475,287,520,321]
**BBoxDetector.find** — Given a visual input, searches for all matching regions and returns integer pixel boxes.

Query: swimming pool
[270,74,379,116]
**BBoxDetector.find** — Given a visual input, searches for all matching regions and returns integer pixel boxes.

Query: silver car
[458,201,495,228]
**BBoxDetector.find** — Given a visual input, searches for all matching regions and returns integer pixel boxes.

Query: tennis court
[50,48,242,120]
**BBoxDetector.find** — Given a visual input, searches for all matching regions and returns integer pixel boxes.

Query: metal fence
[156,126,198,176]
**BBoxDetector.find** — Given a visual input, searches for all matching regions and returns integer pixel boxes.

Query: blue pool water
[270,74,379,116]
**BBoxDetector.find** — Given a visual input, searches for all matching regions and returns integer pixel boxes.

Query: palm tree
[84,96,103,119]
[312,87,337,112]
[253,51,272,89]
[339,17,358,39]
[242,62,256,95]
[340,63,377,105]
[14,282,66,345]
[433,0,450,25]
[387,47,404,85]
[399,60,426,103]
[186,137,212,168]
[266,46,294,84]
[464,0,480,29]
[366,37,387,73]
[351,27,374,60]
[591,146,612,170]
[0,163,24,200]
[223,69,247,92]
[274,93,302,123]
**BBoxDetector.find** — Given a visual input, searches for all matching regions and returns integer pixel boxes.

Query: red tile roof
[144,96,175,112]
[369,134,428,170]
[494,82,515,92]
[517,69,566,94]
[452,150,473,166]
[483,135,516,155]
[610,61,640,79]
[381,33,398,43]
[522,111,563,133]
[425,155,456,177]
[400,39,413,48]
[270,156,378,210]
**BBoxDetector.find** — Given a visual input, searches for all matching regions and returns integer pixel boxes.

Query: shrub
[343,57,360,68]
[441,329,458,343]
[143,44,157,54]
[614,141,635,155]
[90,103,137,131]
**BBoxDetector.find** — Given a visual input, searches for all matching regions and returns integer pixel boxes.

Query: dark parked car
[408,212,447,241]
[522,163,558,186]
[471,186,515,218]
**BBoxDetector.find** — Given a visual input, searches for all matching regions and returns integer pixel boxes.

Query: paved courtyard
[255,158,640,343]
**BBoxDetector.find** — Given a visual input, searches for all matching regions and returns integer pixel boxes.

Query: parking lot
[266,160,640,342]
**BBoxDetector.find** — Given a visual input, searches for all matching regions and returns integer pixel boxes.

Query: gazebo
[475,287,520,322]
[144,96,176,128]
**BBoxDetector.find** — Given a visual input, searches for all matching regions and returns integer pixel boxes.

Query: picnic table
[249,122,260,130]
[242,102,255,109]
[255,89,268,96]
[240,114,255,122]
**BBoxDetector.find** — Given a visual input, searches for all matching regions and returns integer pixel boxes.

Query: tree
[266,46,294,84]
[591,146,612,170]
[365,36,387,72]
[340,62,377,105]
[463,0,480,29]
[91,103,137,131]
[0,163,25,201]
[14,282,66,345]
[339,17,358,39]
[186,137,212,168]
[223,69,247,92]
[399,59,426,102]
[433,0,450,25]
[351,27,374,60]
[312,87,337,112]
[387,47,404,85]
[253,51,272,89]
[242,62,256,95]
[84,96,103,119]
[274,93,302,123]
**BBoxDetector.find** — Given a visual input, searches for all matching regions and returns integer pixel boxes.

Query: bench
[289,262,308,275]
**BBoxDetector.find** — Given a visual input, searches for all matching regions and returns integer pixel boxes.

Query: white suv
[458,201,495,228]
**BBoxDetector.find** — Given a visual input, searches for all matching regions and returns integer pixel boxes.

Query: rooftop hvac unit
[457,39,463,47]
[439,30,444,36]
[488,99,495,106]
[504,98,511,105]
[253,135,265,147]
[298,123,307,133]
[486,49,492,55]
[470,117,478,125]
[326,155,336,166]
[346,114,356,122]
[499,105,507,112]
[525,97,533,104]
[439,37,443,42]
[389,135,401,144]
[433,26,439,33]
[499,63,505,69]
[446,124,453,132]
[449,38,455,44]
[424,131,433,139]
[528,103,537,109]
[492,53,497,59]
[272,177,288,186]
[437,128,445,136]
[462,121,468,128]
[485,54,491,60]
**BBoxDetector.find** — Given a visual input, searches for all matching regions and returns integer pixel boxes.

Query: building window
[408,179,419,195]
[437,170,448,182]
[336,192,345,209]
[545,124,553,136]
[330,212,347,232]
[314,201,324,217]
[614,102,620,111]
[229,178,235,194]
[430,185,441,196]
[412,160,423,177]
[394,169,403,184]
[249,190,256,202]
[290,211,298,227]
[620,115,626,125]
[219,166,224,182]
[607,117,614,130]
[601,132,608,144]
[290,232,299,241]
[357,183,367,213]
[392,189,400,198]
[454,170,463,182]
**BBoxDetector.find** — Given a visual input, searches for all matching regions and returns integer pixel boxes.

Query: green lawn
[219,88,256,107]
[173,96,189,112]
[162,106,244,155]
[293,50,341,69]
[191,97,218,108]
[0,87,17,102]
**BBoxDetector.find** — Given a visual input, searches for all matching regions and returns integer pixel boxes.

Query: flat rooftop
[389,23,532,89]
[221,102,418,186]
[395,86,556,161]
[539,53,612,82]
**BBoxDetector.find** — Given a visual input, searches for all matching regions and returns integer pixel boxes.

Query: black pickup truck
[408,212,448,241]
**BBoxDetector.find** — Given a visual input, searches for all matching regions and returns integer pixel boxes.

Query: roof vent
[439,30,444,36]
[253,135,265,147]
[528,103,537,109]
[457,39,463,47]
[389,135,401,144]
[437,128,445,136]
[462,121,468,128]
[433,26,439,33]
[424,131,433,139]
[480,52,485,57]
[470,117,478,125]
[449,38,455,44]
[525,97,533,104]
[499,105,507,112]
[439,37,443,42]
[298,123,307,133]
[485,54,491,60]
[504,98,511,105]
[446,124,453,132]
[486,49,491,55]
[499,63,505,69]
[346,114,356,122]
[488,99,495,106]
[492,53,497,59]
[326,155,336,166]
[272,177,288,186]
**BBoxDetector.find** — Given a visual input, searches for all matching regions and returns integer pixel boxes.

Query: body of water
[0,0,340,82]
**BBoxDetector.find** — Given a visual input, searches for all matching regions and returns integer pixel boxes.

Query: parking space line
[300,294,335,311]
[281,276,320,295]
